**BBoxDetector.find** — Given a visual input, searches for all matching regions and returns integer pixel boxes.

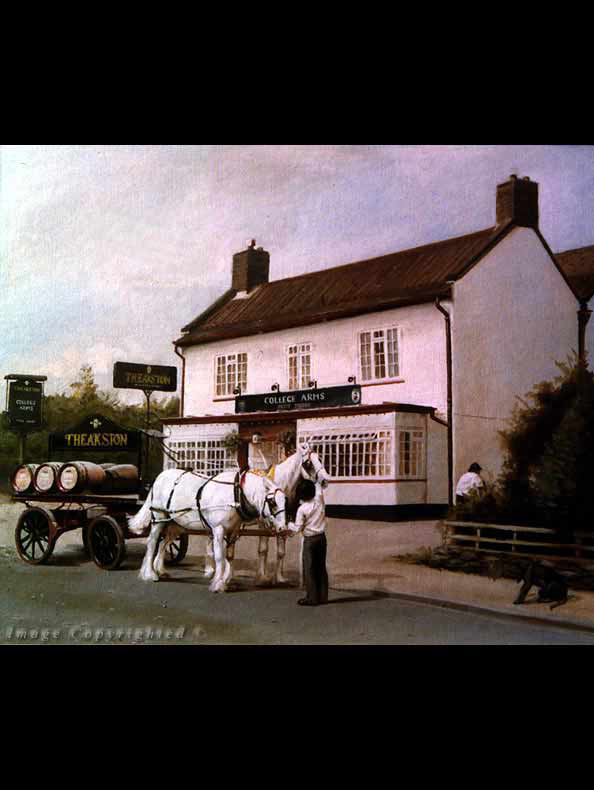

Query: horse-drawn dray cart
[9,414,189,571]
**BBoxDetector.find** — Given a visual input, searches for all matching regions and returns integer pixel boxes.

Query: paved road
[2,543,594,645]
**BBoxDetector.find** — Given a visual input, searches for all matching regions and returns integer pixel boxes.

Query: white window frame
[298,429,394,479]
[358,325,403,383]
[164,439,238,475]
[397,428,425,480]
[286,341,313,391]
[214,352,248,399]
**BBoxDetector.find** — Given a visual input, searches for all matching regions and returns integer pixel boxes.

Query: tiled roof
[555,245,594,302]
[176,221,579,347]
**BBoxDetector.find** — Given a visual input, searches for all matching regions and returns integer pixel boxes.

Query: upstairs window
[288,343,312,390]
[215,352,247,397]
[359,327,400,381]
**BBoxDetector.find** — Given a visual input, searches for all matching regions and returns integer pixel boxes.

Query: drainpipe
[174,345,186,418]
[435,298,453,507]
[578,299,592,366]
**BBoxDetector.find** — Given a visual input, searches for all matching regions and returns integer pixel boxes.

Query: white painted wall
[426,416,448,504]
[181,301,448,419]
[452,227,578,487]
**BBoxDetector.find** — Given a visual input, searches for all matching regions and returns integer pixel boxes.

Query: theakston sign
[49,414,141,454]
[235,384,362,413]
[113,362,177,392]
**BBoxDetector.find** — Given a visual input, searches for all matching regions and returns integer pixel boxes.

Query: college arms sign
[113,362,177,392]
[235,384,362,413]
[7,378,44,428]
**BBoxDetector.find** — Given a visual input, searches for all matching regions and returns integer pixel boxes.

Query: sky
[1,144,593,408]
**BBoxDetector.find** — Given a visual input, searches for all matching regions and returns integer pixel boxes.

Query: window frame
[164,439,238,475]
[357,324,403,384]
[285,341,313,391]
[298,429,395,480]
[213,351,248,399]
[397,428,426,480]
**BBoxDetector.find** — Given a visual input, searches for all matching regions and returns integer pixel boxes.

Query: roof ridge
[555,243,594,256]
[263,225,497,288]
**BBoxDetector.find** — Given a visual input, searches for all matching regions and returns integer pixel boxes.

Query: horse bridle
[301,451,325,484]
[263,488,285,521]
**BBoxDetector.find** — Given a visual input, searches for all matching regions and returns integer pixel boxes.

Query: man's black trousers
[302,533,328,604]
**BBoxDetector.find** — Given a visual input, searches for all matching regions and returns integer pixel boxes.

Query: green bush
[453,356,594,533]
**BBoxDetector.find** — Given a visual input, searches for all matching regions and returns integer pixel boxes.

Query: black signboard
[49,414,141,454]
[235,384,362,413]
[7,379,43,428]
[113,362,177,392]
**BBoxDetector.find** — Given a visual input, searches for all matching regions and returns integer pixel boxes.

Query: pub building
[162,176,590,519]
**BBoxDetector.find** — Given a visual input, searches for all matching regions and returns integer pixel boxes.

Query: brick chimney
[496,174,539,228]
[232,239,270,292]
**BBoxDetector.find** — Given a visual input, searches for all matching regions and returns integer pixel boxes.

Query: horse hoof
[140,572,160,583]
[203,569,215,579]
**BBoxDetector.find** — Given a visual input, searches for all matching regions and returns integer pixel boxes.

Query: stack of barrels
[10,462,139,495]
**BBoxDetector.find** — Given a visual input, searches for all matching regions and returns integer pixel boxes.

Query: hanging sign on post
[113,362,177,392]
[4,374,47,465]
[113,362,178,480]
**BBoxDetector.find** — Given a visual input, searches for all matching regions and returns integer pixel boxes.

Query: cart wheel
[162,533,189,565]
[15,507,56,565]
[88,515,126,570]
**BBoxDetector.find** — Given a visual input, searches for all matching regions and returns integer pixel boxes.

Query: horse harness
[149,469,283,540]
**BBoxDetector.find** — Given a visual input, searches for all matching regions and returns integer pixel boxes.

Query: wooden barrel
[57,461,107,493]
[33,462,64,493]
[101,464,139,493]
[11,464,39,494]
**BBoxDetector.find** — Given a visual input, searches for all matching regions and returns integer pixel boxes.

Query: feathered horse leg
[139,519,165,582]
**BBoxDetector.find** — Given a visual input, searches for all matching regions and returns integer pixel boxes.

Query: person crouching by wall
[455,462,484,505]
[286,478,328,606]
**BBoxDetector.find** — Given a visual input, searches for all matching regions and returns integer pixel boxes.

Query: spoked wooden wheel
[15,507,55,565]
[88,515,126,570]
[159,533,189,565]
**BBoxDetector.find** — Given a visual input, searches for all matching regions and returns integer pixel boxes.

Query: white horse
[127,467,287,593]
[209,443,330,586]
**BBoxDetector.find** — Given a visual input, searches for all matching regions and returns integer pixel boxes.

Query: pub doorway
[237,421,296,473]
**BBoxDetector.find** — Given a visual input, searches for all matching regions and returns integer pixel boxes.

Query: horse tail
[127,494,153,534]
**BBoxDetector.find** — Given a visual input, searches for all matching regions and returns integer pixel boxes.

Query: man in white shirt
[455,462,484,505]
[287,479,328,606]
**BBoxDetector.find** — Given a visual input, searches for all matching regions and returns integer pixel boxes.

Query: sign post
[4,375,47,463]
[112,362,177,478]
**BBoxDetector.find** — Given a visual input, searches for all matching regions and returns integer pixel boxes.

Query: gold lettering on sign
[64,433,128,447]
[125,372,170,387]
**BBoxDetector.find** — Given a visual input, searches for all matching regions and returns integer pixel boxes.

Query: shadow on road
[327,591,391,605]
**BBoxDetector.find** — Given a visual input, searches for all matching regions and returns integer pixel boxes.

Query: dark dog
[489,559,569,610]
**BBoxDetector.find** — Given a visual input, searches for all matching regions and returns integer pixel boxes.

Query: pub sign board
[235,384,362,413]
[49,414,141,454]
[113,362,177,392]
[7,379,43,428]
